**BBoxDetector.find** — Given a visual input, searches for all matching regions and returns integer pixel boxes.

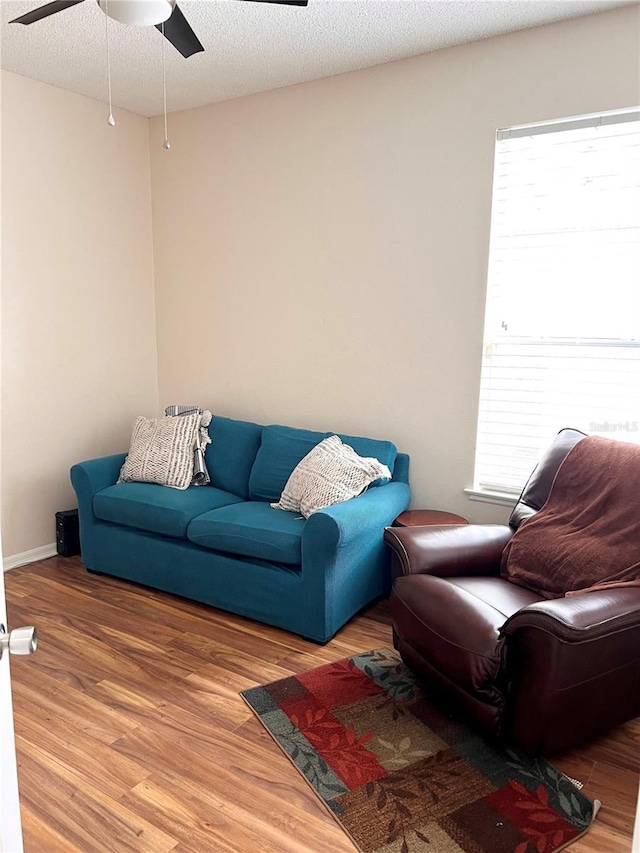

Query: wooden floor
[4,556,639,853]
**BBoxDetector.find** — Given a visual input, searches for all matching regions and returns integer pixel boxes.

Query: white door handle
[0,624,37,658]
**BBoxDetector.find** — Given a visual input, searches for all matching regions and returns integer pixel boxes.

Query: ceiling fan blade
[155,3,204,58]
[237,0,309,5]
[9,0,85,25]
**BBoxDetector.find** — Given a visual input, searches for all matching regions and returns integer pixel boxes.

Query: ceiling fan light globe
[97,0,176,27]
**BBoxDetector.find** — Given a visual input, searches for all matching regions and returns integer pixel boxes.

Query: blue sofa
[71,416,410,643]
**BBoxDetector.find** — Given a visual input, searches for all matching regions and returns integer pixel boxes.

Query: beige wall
[149,7,640,523]
[1,72,158,560]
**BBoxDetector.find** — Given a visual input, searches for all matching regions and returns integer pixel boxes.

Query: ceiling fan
[10,0,309,59]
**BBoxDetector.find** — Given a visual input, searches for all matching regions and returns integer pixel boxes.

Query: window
[474,108,640,496]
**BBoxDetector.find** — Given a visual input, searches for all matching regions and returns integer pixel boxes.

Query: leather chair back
[508,428,587,530]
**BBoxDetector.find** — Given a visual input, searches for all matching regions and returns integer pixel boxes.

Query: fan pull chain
[162,22,171,149]
[105,0,115,126]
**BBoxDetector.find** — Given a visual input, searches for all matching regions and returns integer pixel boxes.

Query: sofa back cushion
[205,416,264,499]
[248,424,398,502]
[336,433,397,481]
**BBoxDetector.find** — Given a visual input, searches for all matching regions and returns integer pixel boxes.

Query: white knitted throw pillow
[118,411,203,490]
[271,435,392,519]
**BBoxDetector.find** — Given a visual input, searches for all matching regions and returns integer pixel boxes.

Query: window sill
[464,488,518,508]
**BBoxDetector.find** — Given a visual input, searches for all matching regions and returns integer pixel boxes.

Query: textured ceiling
[1,0,637,117]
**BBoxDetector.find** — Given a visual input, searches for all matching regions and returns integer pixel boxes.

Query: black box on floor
[56,509,80,557]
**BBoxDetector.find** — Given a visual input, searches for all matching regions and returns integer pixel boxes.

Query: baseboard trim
[3,544,58,572]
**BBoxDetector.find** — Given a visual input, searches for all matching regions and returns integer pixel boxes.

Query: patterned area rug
[241,648,599,853]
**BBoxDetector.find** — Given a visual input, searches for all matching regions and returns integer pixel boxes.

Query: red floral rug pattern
[241,648,599,853]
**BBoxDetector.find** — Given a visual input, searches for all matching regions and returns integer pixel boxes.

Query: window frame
[472,107,640,500]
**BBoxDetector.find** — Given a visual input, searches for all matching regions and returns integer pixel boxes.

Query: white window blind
[475,109,640,495]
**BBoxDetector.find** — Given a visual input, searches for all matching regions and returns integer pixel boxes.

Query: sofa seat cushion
[187,501,305,565]
[392,575,541,702]
[94,483,243,539]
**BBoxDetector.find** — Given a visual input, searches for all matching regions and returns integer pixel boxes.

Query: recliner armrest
[499,585,640,754]
[501,586,640,641]
[383,524,513,580]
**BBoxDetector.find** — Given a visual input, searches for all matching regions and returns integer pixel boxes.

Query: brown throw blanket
[502,436,640,597]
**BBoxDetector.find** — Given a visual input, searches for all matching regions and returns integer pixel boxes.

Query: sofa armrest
[383,524,513,580]
[304,480,411,551]
[301,481,411,636]
[501,586,640,641]
[70,453,127,517]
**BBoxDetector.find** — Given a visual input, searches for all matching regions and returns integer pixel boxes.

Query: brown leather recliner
[384,428,640,756]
